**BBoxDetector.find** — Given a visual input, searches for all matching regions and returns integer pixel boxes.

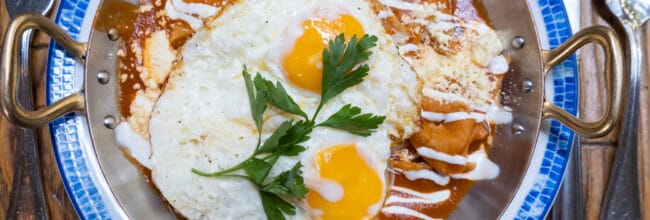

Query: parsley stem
[260,154,276,161]
[192,166,252,179]
[312,103,325,122]
[194,129,265,177]
[191,161,245,177]
[219,174,250,179]
[191,35,378,220]
[253,130,262,152]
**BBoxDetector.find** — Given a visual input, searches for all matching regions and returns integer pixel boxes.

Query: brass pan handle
[542,25,623,138]
[1,14,87,128]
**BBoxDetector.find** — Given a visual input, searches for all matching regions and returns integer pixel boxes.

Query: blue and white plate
[45,0,579,219]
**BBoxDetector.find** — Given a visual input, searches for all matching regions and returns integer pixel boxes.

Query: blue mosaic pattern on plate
[46,0,110,219]
[515,0,578,219]
[45,0,578,219]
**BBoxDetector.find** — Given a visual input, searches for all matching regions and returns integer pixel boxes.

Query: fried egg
[148,0,419,219]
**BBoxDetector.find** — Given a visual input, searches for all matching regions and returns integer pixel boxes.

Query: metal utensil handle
[1,14,87,128]
[541,25,623,138]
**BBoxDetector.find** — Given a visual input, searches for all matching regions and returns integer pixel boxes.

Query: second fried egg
[148,0,420,219]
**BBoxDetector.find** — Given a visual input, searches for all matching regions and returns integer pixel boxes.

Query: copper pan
[0,0,623,219]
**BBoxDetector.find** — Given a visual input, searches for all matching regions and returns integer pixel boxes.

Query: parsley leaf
[259,120,294,154]
[195,34,383,220]
[242,67,267,132]
[263,80,308,119]
[262,163,308,198]
[279,145,306,156]
[242,158,273,184]
[283,163,309,197]
[320,34,377,107]
[318,104,386,137]
[260,191,295,220]
[277,120,313,149]
[259,121,309,156]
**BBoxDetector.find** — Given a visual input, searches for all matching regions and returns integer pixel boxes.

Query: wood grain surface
[579,0,650,219]
[578,1,618,219]
[0,0,78,219]
[0,0,646,219]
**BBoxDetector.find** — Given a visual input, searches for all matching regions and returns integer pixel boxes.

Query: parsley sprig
[192,34,384,220]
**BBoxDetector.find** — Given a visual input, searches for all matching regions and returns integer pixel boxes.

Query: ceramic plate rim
[45,0,578,219]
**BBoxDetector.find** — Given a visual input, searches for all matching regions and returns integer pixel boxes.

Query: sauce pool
[100,0,499,219]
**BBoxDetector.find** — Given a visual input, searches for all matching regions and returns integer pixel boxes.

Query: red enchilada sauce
[99,0,500,219]
[366,0,501,218]
[382,175,475,219]
[95,0,226,118]
[94,0,226,217]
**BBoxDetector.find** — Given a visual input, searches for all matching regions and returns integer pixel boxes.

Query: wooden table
[579,0,650,219]
[0,0,78,219]
[0,0,646,219]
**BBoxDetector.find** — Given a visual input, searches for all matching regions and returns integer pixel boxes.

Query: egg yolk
[283,15,365,93]
[307,145,383,219]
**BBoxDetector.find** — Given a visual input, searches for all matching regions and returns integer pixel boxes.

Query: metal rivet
[522,79,533,93]
[108,28,120,41]
[97,71,110,84]
[103,116,117,129]
[511,36,525,50]
[512,123,525,136]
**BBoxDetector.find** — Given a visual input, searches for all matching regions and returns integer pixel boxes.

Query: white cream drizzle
[377,2,505,218]
[386,196,443,205]
[388,149,500,218]
[381,206,441,220]
[165,0,219,30]
[450,149,500,180]
[476,105,513,124]
[421,111,486,123]
[310,178,344,202]
[420,105,512,125]
[428,13,490,36]
[389,186,450,204]
[401,148,500,182]
[377,10,393,19]
[402,169,450,186]
[165,1,203,30]
[379,0,423,11]
[170,0,218,17]
[416,147,467,165]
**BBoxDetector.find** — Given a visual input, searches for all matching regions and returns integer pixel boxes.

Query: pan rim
[43,0,579,219]
[500,1,579,218]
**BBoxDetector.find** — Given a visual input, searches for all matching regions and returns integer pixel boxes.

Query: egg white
[148,0,420,219]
